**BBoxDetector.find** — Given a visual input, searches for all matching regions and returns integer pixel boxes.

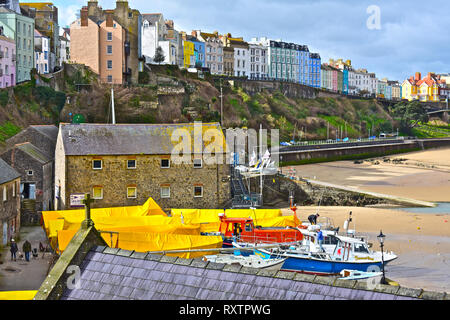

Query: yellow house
[402,72,445,102]
[183,40,195,69]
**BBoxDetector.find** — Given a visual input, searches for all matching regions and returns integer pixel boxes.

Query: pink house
[0,29,16,88]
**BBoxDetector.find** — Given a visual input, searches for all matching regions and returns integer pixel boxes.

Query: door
[2,222,7,246]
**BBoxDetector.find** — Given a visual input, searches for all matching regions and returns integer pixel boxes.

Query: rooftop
[0,157,20,185]
[55,245,447,300]
[59,123,227,156]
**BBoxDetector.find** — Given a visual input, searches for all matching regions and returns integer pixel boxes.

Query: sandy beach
[289,147,450,202]
[281,148,450,293]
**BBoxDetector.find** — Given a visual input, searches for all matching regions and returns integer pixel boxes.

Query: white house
[34,29,49,74]
[58,27,69,66]
[248,37,269,80]
[141,13,167,64]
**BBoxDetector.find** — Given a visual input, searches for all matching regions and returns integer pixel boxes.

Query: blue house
[298,45,310,85]
[309,53,321,88]
[188,36,205,68]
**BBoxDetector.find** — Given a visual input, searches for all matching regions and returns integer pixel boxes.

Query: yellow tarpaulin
[48,219,65,238]
[57,229,222,259]
[0,291,37,300]
[43,197,166,235]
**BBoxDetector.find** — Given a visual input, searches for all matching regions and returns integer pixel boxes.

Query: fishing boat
[234,230,397,275]
[203,251,286,270]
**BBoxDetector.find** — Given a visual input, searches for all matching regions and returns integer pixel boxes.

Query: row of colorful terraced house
[66,0,450,103]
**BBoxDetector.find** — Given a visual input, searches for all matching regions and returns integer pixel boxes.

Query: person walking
[22,240,32,262]
[10,239,18,261]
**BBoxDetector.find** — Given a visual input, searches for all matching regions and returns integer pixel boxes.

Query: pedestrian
[22,240,32,262]
[308,213,320,225]
[10,239,18,261]
[317,228,324,252]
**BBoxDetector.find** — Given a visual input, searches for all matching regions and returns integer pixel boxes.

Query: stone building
[1,142,53,212]
[3,125,58,216]
[5,125,58,159]
[0,158,20,246]
[54,123,230,211]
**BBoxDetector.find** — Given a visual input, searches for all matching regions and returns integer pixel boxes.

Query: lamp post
[280,155,283,175]
[377,230,387,284]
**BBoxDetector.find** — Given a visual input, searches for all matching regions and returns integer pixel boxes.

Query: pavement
[0,226,54,291]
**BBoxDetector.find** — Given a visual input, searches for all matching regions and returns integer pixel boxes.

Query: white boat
[203,253,286,270]
[338,269,383,281]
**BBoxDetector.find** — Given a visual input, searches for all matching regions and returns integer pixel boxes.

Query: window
[107,60,112,69]
[3,186,6,201]
[92,159,102,170]
[107,75,113,83]
[107,45,112,54]
[107,32,113,41]
[161,186,170,198]
[27,170,33,176]
[12,182,15,197]
[161,159,170,168]
[92,186,103,199]
[194,186,203,198]
[127,187,137,199]
[127,159,136,169]
[245,223,252,232]
[193,158,202,168]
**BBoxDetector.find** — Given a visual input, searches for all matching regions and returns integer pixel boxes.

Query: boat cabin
[219,216,303,244]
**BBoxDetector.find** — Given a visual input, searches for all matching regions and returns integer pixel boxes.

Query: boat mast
[111,87,116,124]
[259,124,263,206]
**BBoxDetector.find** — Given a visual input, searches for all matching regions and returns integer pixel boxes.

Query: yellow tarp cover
[57,229,222,259]
[0,291,37,300]
[43,197,166,234]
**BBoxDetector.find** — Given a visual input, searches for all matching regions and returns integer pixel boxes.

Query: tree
[389,101,429,134]
[153,46,165,64]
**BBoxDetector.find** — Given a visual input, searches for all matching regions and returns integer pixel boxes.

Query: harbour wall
[277,139,450,166]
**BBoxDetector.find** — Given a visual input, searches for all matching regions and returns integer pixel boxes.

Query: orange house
[70,8,126,84]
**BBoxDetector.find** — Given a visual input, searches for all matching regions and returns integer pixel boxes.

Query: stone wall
[61,154,230,211]
[0,178,21,245]
[232,80,317,99]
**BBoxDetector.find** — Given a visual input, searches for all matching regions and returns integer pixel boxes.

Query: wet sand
[281,148,450,293]
[281,206,450,293]
[289,148,450,202]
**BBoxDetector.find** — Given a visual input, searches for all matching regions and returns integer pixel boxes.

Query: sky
[49,0,450,81]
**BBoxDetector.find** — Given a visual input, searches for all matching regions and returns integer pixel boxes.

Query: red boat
[218,215,305,247]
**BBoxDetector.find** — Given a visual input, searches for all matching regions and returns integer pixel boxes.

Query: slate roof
[15,142,51,164]
[0,157,20,185]
[59,123,227,156]
[30,125,59,141]
[58,246,438,301]
[142,13,163,24]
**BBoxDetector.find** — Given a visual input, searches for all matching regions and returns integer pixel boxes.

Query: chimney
[105,10,114,27]
[80,6,88,27]
[415,72,421,81]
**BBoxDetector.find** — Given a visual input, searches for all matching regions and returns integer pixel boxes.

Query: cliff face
[0,63,397,151]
